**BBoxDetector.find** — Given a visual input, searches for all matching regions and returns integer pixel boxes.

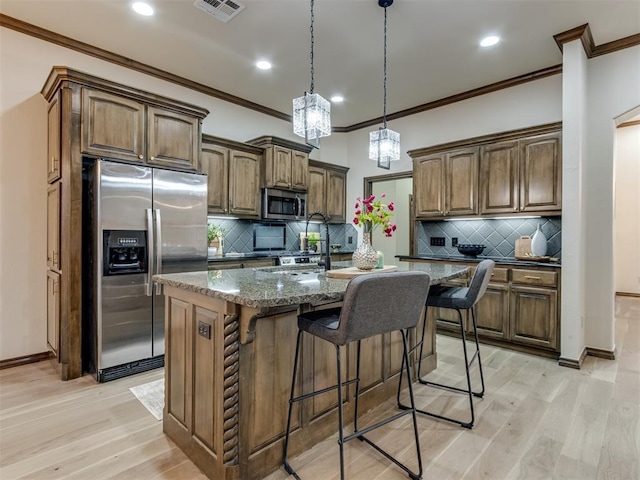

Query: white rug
[129,379,164,421]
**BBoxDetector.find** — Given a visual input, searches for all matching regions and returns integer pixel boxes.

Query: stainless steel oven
[261,188,306,221]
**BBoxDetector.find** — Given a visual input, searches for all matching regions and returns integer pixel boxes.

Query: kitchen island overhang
[153,262,468,480]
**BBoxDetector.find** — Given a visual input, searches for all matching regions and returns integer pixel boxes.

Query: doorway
[363,171,413,266]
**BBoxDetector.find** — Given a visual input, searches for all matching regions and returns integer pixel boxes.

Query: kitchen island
[153,262,468,480]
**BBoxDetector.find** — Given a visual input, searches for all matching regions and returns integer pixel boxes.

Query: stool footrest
[289,378,359,404]
[359,434,422,480]
[417,378,483,397]
[342,410,412,444]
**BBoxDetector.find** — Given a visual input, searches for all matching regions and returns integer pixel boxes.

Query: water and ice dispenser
[103,230,148,276]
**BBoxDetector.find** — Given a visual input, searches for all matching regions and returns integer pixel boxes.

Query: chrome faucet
[304,211,331,271]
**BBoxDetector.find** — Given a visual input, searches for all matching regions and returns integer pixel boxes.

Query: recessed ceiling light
[256,60,272,70]
[480,36,500,47]
[331,95,344,103]
[132,2,154,16]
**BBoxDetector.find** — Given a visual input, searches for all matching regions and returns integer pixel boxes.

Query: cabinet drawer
[472,265,508,283]
[511,269,557,287]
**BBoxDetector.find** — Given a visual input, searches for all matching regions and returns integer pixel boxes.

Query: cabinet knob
[139,155,144,160]
[514,206,517,210]
[150,156,155,161]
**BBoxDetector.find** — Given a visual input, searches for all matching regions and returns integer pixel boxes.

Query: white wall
[0,28,292,361]
[583,45,640,352]
[614,123,640,294]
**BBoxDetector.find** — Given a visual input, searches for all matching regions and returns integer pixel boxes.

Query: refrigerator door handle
[146,208,154,296]
[155,208,163,295]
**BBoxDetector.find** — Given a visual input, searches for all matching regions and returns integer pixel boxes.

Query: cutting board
[514,236,532,258]
[325,265,398,279]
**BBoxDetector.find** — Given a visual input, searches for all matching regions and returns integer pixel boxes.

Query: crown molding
[554,23,640,58]
[3,14,638,131]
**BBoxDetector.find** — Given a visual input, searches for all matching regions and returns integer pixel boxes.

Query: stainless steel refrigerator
[83,159,207,382]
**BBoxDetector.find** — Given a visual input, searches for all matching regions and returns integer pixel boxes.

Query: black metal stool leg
[353,340,362,434]
[470,307,485,398]
[283,330,304,480]
[336,344,346,480]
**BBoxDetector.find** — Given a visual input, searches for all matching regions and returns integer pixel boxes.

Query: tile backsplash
[417,217,562,259]
[207,217,358,253]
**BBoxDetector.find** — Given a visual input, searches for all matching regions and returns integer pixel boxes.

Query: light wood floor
[1,297,638,480]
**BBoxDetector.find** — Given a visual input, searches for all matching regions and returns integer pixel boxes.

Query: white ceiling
[2,0,639,127]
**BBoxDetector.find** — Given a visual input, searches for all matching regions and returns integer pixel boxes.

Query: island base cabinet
[161,285,435,480]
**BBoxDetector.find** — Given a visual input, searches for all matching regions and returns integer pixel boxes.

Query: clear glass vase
[352,232,378,270]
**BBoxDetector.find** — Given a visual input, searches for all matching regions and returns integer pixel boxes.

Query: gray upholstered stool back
[468,260,495,308]
[331,271,431,346]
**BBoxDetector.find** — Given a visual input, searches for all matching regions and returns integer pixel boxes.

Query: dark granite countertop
[154,261,469,308]
[396,254,561,268]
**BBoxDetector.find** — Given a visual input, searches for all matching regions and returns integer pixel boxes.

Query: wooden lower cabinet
[46,270,60,356]
[162,286,430,480]
[404,259,560,357]
[509,285,558,350]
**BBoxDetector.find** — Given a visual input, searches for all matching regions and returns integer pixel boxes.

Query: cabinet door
[47,182,61,272]
[414,153,445,218]
[325,169,346,223]
[445,148,478,216]
[519,133,562,212]
[291,151,309,192]
[228,150,261,218]
[473,283,509,340]
[480,141,519,214]
[81,88,145,163]
[509,286,558,350]
[147,106,200,171]
[265,146,292,190]
[308,166,326,216]
[47,95,61,183]
[202,144,229,214]
[47,270,60,356]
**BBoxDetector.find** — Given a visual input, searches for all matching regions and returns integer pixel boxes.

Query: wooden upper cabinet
[247,136,311,192]
[47,95,61,183]
[307,161,349,223]
[519,133,562,212]
[414,153,445,218]
[81,88,145,163]
[445,147,478,216]
[80,88,202,171]
[229,150,261,218]
[202,144,229,214]
[147,106,200,171]
[480,141,519,214]
[308,166,326,216]
[411,124,562,220]
[291,150,309,192]
[325,169,347,223]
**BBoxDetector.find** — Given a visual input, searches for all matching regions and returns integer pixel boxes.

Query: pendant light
[369,0,400,169]
[292,0,331,148]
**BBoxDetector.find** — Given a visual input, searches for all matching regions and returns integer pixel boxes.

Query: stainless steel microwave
[261,188,307,221]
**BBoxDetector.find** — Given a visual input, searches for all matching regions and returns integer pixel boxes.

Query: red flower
[353,217,359,225]
[388,202,394,211]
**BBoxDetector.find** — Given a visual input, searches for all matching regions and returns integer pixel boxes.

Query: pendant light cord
[383,6,388,129]
[309,0,315,94]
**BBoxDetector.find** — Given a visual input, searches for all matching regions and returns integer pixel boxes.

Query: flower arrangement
[207,223,225,245]
[353,194,396,237]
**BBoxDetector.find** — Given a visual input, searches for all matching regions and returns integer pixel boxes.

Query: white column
[560,40,588,362]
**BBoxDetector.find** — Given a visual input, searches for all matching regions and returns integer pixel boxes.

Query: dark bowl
[457,244,486,257]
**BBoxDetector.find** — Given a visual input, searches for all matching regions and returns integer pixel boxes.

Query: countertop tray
[325,265,398,279]
[514,256,560,263]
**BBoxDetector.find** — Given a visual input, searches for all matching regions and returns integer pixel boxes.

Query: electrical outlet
[430,237,445,247]
[452,237,458,247]
[198,321,211,339]
[348,236,353,244]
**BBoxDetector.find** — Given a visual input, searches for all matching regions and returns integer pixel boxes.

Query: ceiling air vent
[193,0,246,23]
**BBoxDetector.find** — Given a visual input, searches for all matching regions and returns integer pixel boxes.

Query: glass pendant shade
[369,127,400,169]
[293,92,331,147]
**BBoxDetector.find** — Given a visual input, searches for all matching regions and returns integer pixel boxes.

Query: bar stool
[398,259,495,429]
[283,271,432,480]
